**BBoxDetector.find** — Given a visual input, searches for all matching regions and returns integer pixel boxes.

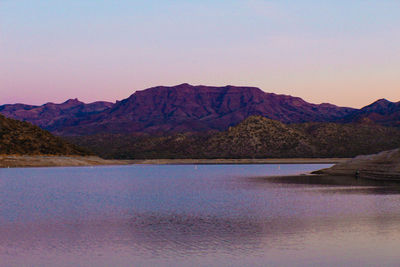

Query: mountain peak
[56,98,84,108]
[362,98,393,111]
[340,98,400,126]
[373,98,391,105]
[64,98,82,104]
[176,83,192,87]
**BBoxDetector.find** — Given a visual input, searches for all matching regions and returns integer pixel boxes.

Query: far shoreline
[0,155,348,168]
[129,158,348,165]
[0,155,131,168]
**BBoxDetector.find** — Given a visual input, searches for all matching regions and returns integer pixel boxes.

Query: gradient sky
[1,0,399,108]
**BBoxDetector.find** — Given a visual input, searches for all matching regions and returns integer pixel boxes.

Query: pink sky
[1,1,399,108]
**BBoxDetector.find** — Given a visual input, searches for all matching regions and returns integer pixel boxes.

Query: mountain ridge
[0,99,113,132]
[1,84,361,136]
[341,98,400,127]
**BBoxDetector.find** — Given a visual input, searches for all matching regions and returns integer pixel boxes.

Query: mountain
[67,116,400,159]
[1,84,354,136]
[341,99,400,127]
[0,99,113,133]
[0,114,89,155]
[2,84,399,136]
[66,83,356,135]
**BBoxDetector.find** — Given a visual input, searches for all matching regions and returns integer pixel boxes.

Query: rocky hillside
[1,84,354,135]
[314,149,400,181]
[67,116,400,159]
[203,116,314,158]
[293,122,400,157]
[0,114,89,155]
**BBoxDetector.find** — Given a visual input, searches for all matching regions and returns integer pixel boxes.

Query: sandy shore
[0,155,132,168]
[0,155,348,168]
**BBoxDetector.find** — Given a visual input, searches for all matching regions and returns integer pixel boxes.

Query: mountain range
[1,83,399,136]
[0,98,113,134]
[1,83,399,159]
[4,83,392,136]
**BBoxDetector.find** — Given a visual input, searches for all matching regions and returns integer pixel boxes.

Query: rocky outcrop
[314,149,400,181]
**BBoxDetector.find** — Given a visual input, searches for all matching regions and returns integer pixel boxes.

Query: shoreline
[129,158,348,165]
[0,155,349,168]
[0,155,132,168]
[313,149,400,181]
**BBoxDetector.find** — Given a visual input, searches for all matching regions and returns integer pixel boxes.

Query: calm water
[1,164,400,267]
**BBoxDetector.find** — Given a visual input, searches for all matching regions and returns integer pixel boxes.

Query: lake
[1,164,400,266]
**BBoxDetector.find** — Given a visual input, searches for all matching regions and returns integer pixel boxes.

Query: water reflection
[3,211,400,266]
[257,174,400,195]
[2,164,400,266]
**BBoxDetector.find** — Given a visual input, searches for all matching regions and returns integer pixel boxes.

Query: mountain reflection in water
[261,174,400,194]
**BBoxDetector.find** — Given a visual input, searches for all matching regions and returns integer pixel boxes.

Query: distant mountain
[0,99,113,132]
[66,83,356,135]
[0,84,355,136]
[341,99,400,127]
[1,84,399,136]
[0,114,89,155]
[67,116,400,159]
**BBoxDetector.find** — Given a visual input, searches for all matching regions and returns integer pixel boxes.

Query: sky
[1,0,399,108]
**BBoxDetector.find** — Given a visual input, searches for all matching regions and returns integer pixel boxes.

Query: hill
[67,116,400,159]
[202,116,314,158]
[0,114,89,155]
[292,122,400,157]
